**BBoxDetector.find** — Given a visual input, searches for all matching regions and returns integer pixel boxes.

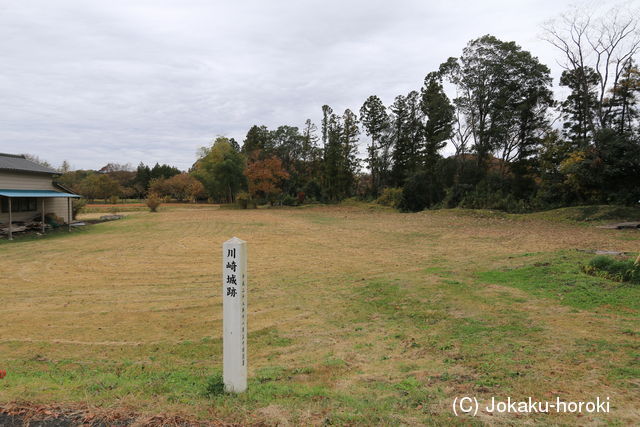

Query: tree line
[56,6,640,211]
[56,162,194,203]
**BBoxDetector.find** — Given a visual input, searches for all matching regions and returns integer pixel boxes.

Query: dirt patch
[0,403,232,426]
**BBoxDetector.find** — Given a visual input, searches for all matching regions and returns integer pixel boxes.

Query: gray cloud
[0,0,596,170]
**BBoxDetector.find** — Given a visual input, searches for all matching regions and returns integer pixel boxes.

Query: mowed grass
[0,204,639,425]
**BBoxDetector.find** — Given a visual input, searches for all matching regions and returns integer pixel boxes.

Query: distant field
[82,202,221,214]
[0,204,638,425]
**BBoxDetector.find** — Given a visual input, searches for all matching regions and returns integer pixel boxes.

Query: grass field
[0,204,639,425]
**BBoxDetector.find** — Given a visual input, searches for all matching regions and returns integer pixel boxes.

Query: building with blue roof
[0,153,80,240]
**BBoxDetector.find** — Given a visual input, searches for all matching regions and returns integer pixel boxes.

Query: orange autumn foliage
[244,153,289,203]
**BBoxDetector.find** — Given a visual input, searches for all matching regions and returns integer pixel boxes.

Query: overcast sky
[0,0,611,170]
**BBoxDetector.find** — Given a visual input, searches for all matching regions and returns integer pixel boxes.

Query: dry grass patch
[0,204,638,424]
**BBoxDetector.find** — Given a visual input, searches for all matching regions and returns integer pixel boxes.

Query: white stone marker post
[222,237,247,393]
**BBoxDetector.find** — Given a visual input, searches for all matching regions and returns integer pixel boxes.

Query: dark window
[0,197,38,213]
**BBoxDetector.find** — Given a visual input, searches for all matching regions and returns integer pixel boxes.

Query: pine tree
[242,125,272,155]
[608,63,640,135]
[560,67,599,147]
[421,72,454,169]
[340,109,360,197]
[390,92,423,186]
[323,112,343,201]
[360,95,390,195]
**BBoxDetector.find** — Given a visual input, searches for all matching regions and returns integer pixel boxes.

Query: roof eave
[0,168,59,176]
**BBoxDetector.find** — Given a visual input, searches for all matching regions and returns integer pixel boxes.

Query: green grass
[0,224,100,247]
[478,251,640,313]
[2,204,640,424]
[527,205,640,223]
[83,206,150,213]
[434,204,640,225]
[584,255,640,283]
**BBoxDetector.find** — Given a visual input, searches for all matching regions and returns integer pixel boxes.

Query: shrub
[442,183,474,208]
[459,190,531,213]
[399,172,445,212]
[297,191,306,204]
[375,188,403,208]
[236,192,250,209]
[583,255,640,284]
[304,181,321,199]
[72,198,87,220]
[203,373,225,397]
[146,193,162,212]
[281,194,297,206]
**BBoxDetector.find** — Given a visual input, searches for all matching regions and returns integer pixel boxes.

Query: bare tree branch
[542,4,640,130]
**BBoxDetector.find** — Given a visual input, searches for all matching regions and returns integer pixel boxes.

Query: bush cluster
[582,255,640,284]
[281,194,298,206]
[146,193,162,212]
[375,188,403,208]
[72,198,87,219]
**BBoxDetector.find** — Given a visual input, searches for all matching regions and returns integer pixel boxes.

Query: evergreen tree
[608,62,640,135]
[323,112,343,201]
[441,35,553,169]
[229,137,241,152]
[559,67,600,147]
[301,119,320,164]
[242,125,272,155]
[340,109,361,197]
[360,95,390,195]
[421,72,454,169]
[271,125,304,195]
[300,119,323,195]
[390,92,423,186]
[134,162,152,196]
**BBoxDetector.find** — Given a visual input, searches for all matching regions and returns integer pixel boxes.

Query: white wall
[0,171,71,224]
